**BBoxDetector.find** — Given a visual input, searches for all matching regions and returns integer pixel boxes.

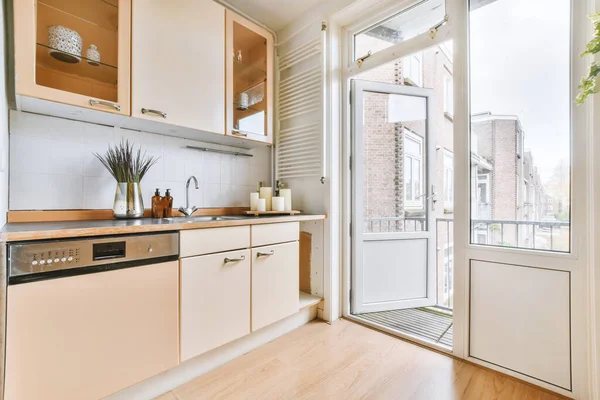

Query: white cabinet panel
[251,222,299,247]
[180,226,250,258]
[5,262,179,400]
[180,250,251,361]
[470,260,571,390]
[132,0,225,134]
[252,241,299,331]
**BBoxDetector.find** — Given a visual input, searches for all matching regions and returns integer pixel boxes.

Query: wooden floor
[156,319,564,400]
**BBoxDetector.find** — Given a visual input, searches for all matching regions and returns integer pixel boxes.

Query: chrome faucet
[178,176,199,217]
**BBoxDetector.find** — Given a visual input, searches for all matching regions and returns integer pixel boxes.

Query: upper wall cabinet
[225,11,273,144]
[131,0,225,135]
[14,0,131,115]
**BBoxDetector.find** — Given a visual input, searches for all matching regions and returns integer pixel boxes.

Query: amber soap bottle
[164,189,173,217]
[151,189,164,218]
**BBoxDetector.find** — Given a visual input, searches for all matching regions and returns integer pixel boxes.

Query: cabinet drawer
[180,226,250,258]
[251,222,299,247]
[252,241,299,331]
[180,249,251,362]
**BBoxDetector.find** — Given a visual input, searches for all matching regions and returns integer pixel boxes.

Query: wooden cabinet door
[131,0,225,133]
[4,261,179,400]
[225,11,274,144]
[252,241,299,331]
[14,0,131,115]
[180,249,251,362]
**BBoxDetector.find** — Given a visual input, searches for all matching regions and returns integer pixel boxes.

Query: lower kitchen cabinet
[180,249,251,362]
[252,241,300,331]
[4,261,179,400]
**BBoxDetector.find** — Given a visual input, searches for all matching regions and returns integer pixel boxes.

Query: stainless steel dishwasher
[4,232,180,400]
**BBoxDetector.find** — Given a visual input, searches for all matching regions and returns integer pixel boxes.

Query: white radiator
[276,23,327,182]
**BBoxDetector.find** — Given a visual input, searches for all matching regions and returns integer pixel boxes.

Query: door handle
[224,255,245,264]
[256,250,275,257]
[141,108,167,118]
[89,99,121,111]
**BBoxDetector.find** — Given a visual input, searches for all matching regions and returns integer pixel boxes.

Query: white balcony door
[351,79,436,314]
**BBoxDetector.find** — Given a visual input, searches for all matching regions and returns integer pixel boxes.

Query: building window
[402,53,422,86]
[444,74,454,116]
[404,129,423,209]
[443,244,454,308]
[444,150,454,207]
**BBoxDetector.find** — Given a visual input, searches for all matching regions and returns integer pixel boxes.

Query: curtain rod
[185,145,253,158]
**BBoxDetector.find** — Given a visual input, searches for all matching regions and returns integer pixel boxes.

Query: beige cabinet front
[14,0,131,115]
[131,0,225,133]
[4,261,179,400]
[252,241,299,331]
[180,249,251,361]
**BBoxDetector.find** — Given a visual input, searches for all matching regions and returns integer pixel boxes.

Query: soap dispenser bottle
[151,189,163,218]
[164,189,173,217]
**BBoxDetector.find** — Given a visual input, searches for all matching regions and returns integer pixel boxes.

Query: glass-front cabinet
[226,11,273,144]
[14,0,131,115]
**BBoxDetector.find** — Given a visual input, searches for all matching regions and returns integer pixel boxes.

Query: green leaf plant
[576,13,600,105]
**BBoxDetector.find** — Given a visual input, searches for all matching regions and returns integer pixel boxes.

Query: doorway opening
[350,42,454,350]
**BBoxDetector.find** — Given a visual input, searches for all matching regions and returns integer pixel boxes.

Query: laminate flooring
[156,319,565,400]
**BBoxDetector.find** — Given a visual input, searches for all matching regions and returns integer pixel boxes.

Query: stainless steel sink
[162,215,250,223]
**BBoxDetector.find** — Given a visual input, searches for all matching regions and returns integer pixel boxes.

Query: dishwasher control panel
[8,232,179,279]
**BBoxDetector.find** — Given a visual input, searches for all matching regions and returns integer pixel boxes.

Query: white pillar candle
[256,198,266,212]
[280,189,292,211]
[259,187,273,211]
[272,196,284,212]
[250,192,259,211]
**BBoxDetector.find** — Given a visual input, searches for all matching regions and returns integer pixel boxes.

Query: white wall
[8,111,271,211]
[0,0,9,225]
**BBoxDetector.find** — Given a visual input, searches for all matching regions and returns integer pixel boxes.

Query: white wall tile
[9,111,271,210]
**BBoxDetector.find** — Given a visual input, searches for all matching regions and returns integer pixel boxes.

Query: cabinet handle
[141,108,167,118]
[231,129,248,137]
[89,99,121,112]
[224,255,246,264]
[257,250,275,257]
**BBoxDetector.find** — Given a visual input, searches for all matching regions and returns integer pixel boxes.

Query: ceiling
[224,0,326,32]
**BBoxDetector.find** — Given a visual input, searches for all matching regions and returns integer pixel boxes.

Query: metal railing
[362,216,571,310]
[470,218,570,252]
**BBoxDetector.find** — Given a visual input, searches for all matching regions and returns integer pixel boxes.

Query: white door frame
[350,79,437,314]
[331,0,595,397]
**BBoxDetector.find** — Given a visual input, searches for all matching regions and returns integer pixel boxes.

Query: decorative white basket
[48,25,82,63]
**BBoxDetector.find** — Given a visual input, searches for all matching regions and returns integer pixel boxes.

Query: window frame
[443,150,454,207]
[404,128,424,209]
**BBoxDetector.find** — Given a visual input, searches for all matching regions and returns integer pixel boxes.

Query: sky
[469,0,571,181]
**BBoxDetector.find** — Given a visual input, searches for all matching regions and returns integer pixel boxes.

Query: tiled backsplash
[8,111,271,210]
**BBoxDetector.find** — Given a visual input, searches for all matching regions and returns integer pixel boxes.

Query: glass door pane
[354,0,445,61]
[469,0,571,252]
[362,91,428,233]
[232,22,267,136]
[35,0,119,101]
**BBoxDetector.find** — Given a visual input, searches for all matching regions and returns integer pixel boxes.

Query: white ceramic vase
[86,44,101,66]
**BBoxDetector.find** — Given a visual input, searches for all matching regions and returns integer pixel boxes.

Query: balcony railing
[362,216,571,310]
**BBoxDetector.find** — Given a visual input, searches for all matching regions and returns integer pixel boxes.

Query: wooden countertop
[0,214,326,242]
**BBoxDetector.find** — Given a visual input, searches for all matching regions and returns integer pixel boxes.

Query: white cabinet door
[5,261,179,400]
[252,241,299,331]
[131,0,225,134]
[180,249,251,361]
